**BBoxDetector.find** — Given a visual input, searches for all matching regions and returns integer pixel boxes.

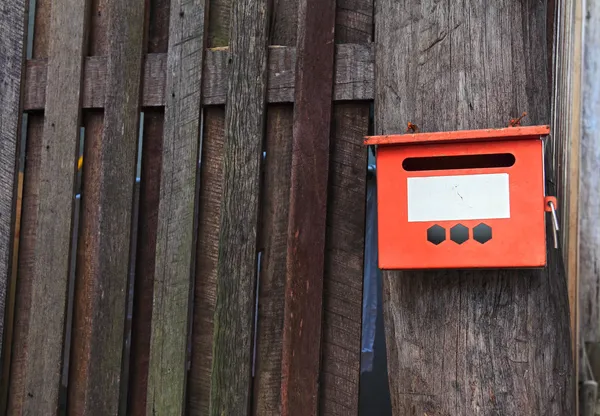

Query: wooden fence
[0,0,576,415]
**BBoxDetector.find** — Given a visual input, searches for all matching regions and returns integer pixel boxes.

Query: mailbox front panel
[376,139,546,269]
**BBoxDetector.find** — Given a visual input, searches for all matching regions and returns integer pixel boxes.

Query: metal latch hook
[544,196,559,249]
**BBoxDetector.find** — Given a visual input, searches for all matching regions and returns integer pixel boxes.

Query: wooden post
[280,0,336,414]
[374,1,574,414]
[209,0,269,413]
[145,0,207,413]
[67,0,146,413]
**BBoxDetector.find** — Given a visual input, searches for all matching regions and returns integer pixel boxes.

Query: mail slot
[364,125,556,270]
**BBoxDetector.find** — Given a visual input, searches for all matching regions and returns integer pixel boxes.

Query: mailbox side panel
[376,139,546,270]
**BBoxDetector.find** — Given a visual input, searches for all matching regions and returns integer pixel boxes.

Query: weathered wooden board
[252,3,297,414]
[374,0,573,414]
[67,0,145,413]
[580,0,600,344]
[11,0,90,412]
[188,0,231,411]
[0,0,27,373]
[127,1,170,414]
[318,1,373,414]
[209,0,269,413]
[145,0,206,413]
[280,0,336,414]
[253,105,294,416]
[188,107,225,415]
[7,0,50,412]
[23,44,374,110]
[320,105,369,416]
[128,110,163,416]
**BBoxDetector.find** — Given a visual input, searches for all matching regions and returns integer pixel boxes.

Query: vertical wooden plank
[66,0,146,412]
[128,110,162,416]
[252,3,297,414]
[145,0,206,412]
[209,0,269,413]
[319,3,372,415]
[253,105,294,416]
[187,0,230,412]
[280,0,336,414]
[0,0,27,367]
[10,0,91,412]
[580,0,600,344]
[320,104,368,416]
[188,107,225,415]
[374,1,573,415]
[7,1,50,412]
[127,2,169,415]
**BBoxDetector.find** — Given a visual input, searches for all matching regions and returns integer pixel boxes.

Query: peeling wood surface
[374,0,573,414]
[23,44,374,110]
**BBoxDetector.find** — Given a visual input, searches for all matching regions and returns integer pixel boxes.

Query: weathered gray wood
[336,0,373,43]
[127,6,170,414]
[7,1,50,412]
[320,104,368,416]
[209,0,269,413]
[253,105,294,416]
[252,4,297,414]
[145,0,206,413]
[13,0,90,413]
[280,0,336,414]
[374,0,573,415]
[580,0,600,344]
[66,0,146,413]
[188,107,225,415]
[319,2,373,414]
[188,0,231,411]
[23,44,374,110]
[0,0,27,373]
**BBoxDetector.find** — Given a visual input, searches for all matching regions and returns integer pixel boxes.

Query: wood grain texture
[187,107,225,415]
[67,0,146,413]
[281,0,337,414]
[336,0,373,43]
[252,4,297,414]
[320,105,368,416]
[253,106,294,416]
[319,2,372,414]
[7,1,49,412]
[374,0,573,414]
[209,0,269,414]
[23,44,374,110]
[13,0,90,412]
[0,0,27,368]
[187,0,230,411]
[7,115,43,415]
[128,111,163,416]
[580,0,600,344]
[127,4,170,415]
[145,0,206,413]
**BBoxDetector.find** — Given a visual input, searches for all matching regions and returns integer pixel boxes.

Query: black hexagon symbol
[427,225,445,245]
[450,224,469,244]
[473,223,492,244]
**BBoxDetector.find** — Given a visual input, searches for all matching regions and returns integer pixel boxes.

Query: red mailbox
[364,126,556,270]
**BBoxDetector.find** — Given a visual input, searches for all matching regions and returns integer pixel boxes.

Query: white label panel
[407,173,510,222]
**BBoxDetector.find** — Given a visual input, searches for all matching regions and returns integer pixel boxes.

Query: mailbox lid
[376,139,546,270]
[365,125,550,146]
